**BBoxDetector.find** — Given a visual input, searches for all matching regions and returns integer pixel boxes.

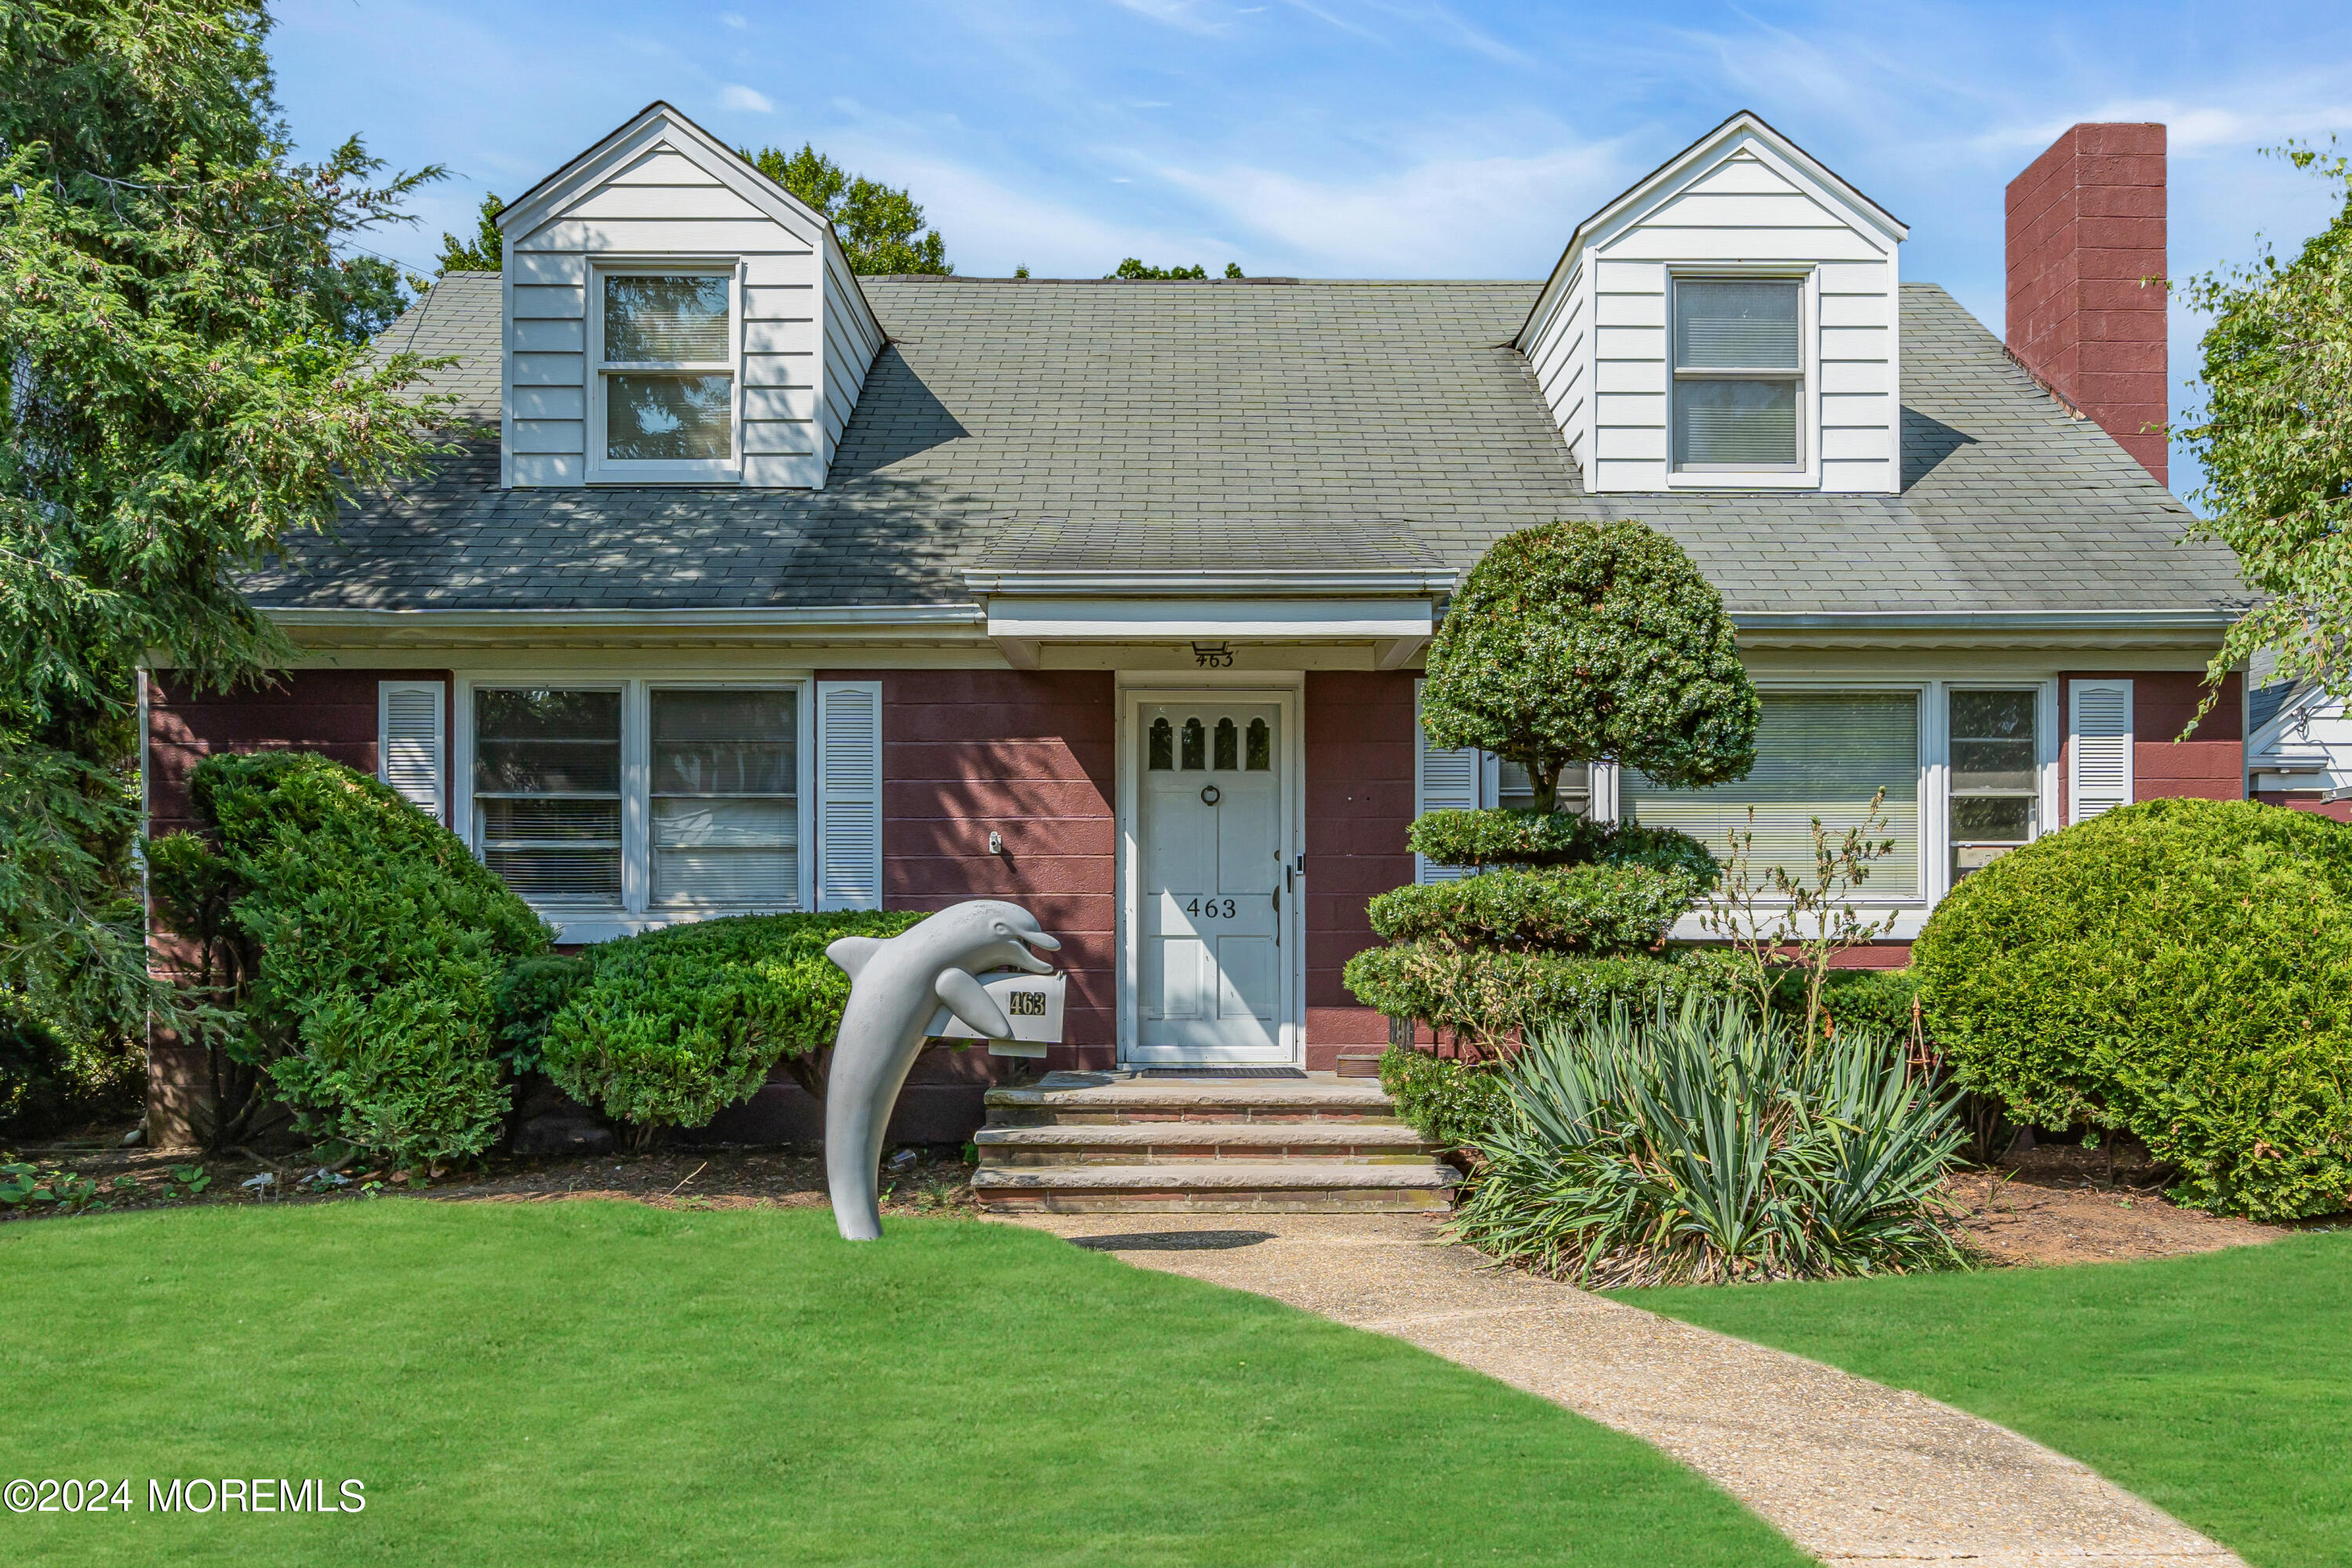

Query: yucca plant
[1452,995,1969,1286]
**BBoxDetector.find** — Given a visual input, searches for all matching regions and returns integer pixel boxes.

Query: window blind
[1624,691,1921,900]
[603,276,730,363]
[473,688,622,905]
[651,688,797,909]
[1675,279,1801,368]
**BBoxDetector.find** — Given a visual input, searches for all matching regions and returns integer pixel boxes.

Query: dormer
[494,102,884,491]
[1517,111,1908,495]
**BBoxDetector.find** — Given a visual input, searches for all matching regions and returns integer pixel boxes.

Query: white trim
[376,680,448,822]
[2067,678,2136,823]
[964,569,1460,596]
[585,262,744,485]
[1664,264,1822,490]
[986,598,1437,644]
[1116,683,1305,1068]
[454,668,817,942]
[814,681,885,912]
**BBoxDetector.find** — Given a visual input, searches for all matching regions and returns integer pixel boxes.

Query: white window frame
[453,673,815,942]
[1621,677,2059,941]
[1664,264,1821,491]
[585,261,745,485]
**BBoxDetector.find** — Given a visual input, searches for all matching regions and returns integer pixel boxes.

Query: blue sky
[271,0,2352,489]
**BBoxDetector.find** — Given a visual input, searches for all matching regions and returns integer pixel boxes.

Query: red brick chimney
[2005,122,2168,485]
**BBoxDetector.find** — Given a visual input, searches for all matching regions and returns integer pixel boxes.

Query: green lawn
[0,1202,1805,1567]
[1624,1232,2352,1568]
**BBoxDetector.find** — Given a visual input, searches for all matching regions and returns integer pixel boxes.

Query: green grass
[1623,1233,2352,1568]
[0,1202,1806,1567]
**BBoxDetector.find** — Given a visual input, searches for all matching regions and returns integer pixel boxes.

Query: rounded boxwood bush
[541,910,924,1145]
[1914,797,2352,1219]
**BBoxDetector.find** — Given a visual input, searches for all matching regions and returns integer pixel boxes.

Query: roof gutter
[266,604,987,631]
[962,568,1459,597]
[1730,608,2239,633]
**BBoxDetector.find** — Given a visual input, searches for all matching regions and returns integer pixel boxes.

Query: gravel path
[1004,1213,2243,1568]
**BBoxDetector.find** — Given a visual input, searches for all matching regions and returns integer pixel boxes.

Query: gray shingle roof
[246,272,2245,618]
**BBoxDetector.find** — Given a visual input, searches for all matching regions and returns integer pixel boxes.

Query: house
[143,106,2249,1143]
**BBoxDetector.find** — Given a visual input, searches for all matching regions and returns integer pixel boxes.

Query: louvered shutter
[815,681,884,911]
[378,681,445,822]
[1414,680,1484,884]
[2068,680,2134,822]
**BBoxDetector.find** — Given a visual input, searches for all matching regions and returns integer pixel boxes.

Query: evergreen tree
[739,143,951,274]
[437,191,504,272]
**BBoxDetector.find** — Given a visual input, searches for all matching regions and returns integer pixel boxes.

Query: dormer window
[1672,277,1804,472]
[590,268,740,482]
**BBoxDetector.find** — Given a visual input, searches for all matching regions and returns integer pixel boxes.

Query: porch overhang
[971,593,1444,673]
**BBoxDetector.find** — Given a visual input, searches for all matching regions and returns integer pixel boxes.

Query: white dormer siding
[496,103,883,491]
[1519,113,1907,496]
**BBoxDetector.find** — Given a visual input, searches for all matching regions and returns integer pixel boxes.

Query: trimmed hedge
[541,910,925,1142]
[1367,862,1702,953]
[1915,797,2352,1220]
[162,751,555,1169]
[1405,810,1719,883]
[1343,942,1747,1044]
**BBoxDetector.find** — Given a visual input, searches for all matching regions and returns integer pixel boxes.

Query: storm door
[1133,699,1290,1062]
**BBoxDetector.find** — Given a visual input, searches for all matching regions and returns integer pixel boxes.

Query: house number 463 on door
[1185,898,1240,919]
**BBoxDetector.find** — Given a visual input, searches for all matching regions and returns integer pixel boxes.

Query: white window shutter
[2068,679,2134,823]
[815,681,884,911]
[377,681,445,821]
[1414,680,1484,884]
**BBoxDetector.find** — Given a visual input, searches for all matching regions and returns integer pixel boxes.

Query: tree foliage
[739,143,950,274]
[2177,147,2352,717]
[1107,259,1244,280]
[1420,521,1758,809]
[436,191,503,272]
[0,0,452,1070]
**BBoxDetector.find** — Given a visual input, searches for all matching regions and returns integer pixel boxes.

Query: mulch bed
[6,1124,2329,1268]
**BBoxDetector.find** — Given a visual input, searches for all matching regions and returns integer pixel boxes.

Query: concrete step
[1334,1051,1385,1080]
[975,1121,1441,1167]
[970,1161,1459,1214]
[985,1070,1400,1127]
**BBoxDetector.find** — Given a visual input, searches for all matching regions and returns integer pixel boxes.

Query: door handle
[1272,884,1279,946]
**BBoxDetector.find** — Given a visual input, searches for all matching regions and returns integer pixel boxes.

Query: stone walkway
[1002,1212,2242,1567]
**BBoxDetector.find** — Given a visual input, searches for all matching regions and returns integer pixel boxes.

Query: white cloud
[720,10,747,27]
[1105,0,1229,36]
[720,83,774,113]
[1157,136,1637,275]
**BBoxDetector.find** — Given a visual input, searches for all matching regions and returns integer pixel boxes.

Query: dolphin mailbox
[822,901,1062,1241]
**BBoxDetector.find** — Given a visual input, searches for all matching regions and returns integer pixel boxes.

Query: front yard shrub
[1368,862,1707,953]
[1453,996,1968,1285]
[494,955,591,1076]
[1345,944,1745,1044]
[541,910,924,1147]
[150,752,554,1168]
[1915,797,2352,1220]
[1378,1046,1509,1147]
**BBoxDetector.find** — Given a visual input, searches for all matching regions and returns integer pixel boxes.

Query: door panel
[1136,699,1288,1062]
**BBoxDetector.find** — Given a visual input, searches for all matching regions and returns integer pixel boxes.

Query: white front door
[1131,696,1294,1064]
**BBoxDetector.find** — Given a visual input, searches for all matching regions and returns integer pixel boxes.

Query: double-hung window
[1947,689,2040,882]
[1623,690,1921,902]
[593,270,739,481]
[474,688,625,906]
[1671,278,1804,473]
[471,682,806,922]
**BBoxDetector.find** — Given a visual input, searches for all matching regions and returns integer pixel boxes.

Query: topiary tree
[1915,797,2352,1220]
[1346,521,1761,1090]
[1420,520,1759,809]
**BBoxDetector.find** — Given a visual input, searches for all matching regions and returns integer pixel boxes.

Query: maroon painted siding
[147,667,452,837]
[2057,670,2243,825]
[2256,792,2352,823]
[840,668,1117,1065]
[2005,122,2169,483]
[1303,671,1417,1066]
